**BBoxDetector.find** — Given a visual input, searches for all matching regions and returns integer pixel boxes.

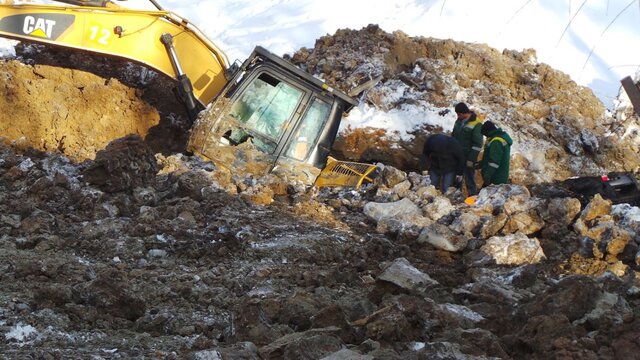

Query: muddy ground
[2,134,640,359]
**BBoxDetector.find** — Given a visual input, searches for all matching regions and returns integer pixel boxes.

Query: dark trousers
[430,171,455,193]
[463,166,477,195]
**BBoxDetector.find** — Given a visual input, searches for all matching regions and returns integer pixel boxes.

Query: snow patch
[442,303,485,323]
[5,322,37,343]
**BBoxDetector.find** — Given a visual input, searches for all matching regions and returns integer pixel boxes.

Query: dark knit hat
[481,121,498,136]
[454,102,470,114]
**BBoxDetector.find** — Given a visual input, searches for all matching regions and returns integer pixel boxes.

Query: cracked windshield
[229,73,303,153]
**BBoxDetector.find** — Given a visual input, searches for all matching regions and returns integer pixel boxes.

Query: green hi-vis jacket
[451,112,483,167]
[480,128,513,185]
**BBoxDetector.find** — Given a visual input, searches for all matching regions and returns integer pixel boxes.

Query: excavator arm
[0,2,230,111]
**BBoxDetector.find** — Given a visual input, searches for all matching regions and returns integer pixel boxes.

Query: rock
[19,209,56,233]
[439,303,485,329]
[449,211,482,237]
[187,350,223,360]
[573,291,633,329]
[414,342,472,359]
[311,305,355,344]
[376,257,439,292]
[320,349,373,360]
[480,233,546,265]
[415,185,440,200]
[132,187,158,206]
[539,197,582,230]
[502,209,545,236]
[477,213,509,239]
[473,184,531,215]
[258,327,343,360]
[79,269,147,321]
[580,129,599,154]
[1,214,21,228]
[147,249,168,258]
[375,164,407,188]
[188,342,259,360]
[351,305,412,342]
[611,203,640,235]
[363,198,431,231]
[574,216,633,262]
[579,194,612,222]
[417,223,468,252]
[81,135,158,193]
[391,180,411,198]
[421,196,455,221]
[279,293,323,331]
[516,314,575,354]
[364,198,421,221]
[521,275,601,322]
[451,328,510,359]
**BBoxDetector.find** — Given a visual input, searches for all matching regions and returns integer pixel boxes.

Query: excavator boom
[0,3,228,106]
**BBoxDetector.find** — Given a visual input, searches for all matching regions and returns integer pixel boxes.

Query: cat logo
[23,16,56,38]
[0,13,74,40]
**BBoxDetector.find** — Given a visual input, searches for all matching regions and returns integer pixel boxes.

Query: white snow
[5,322,37,343]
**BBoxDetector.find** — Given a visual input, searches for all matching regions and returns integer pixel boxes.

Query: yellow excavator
[0,0,377,188]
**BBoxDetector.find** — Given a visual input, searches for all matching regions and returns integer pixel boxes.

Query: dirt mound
[290,25,640,182]
[0,59,158,160]
[0,44,191,161]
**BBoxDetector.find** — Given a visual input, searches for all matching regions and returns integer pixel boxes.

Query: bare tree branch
[580,0,637,77]
[556,0,588,47]
[440,0,447,16]
[504,0,533,25]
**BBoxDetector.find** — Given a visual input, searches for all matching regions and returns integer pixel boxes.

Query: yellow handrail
[314,157,378,188]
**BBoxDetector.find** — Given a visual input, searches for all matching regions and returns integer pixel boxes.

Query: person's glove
[455,175,463,184]
[466,160,474,168]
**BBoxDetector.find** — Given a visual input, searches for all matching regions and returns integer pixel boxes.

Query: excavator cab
[187,46,360,184]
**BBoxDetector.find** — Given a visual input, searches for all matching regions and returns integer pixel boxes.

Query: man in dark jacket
[451,102,483,195]
[422,134,465,193]
[480,121,513,186]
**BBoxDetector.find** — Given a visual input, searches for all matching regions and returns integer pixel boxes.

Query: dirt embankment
[0,60,159,160]
[1,44,192,161]
[291,25,640,183]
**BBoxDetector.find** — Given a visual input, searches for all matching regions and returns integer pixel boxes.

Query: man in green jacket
[480,121,513,186]
[451,102,483,195]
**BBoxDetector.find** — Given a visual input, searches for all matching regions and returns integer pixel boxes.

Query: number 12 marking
[88,25,111,46]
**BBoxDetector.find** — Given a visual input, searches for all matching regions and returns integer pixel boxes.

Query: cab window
[228,72,303,153]
[285,98,332,160]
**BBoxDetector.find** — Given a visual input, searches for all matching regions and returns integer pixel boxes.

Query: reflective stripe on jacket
[480,129,513,185]
[451,112,483,166]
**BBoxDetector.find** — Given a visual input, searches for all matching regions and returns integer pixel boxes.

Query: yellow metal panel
[0,4,228,105]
